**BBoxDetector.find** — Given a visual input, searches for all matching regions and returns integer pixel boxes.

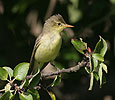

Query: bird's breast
[35,33,62,62]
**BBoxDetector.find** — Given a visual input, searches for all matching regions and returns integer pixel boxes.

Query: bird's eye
[57,22,62,26]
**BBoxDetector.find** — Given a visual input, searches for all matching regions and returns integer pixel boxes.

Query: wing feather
[29,33,43,74]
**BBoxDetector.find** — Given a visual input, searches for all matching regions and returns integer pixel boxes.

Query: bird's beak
[64,24,74,28]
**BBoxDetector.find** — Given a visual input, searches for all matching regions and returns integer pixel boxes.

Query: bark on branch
[41,60,87,78]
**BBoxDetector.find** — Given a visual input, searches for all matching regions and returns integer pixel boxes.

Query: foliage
[72,36,108,90]
[0,0,114,99]
[0,36,108,99]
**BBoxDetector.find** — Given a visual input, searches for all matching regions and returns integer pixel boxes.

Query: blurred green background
[0,0,114,100]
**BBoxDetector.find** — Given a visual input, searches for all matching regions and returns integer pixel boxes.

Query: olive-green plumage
[29,14,73,74]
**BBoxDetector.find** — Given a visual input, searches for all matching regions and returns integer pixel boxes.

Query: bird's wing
[29,33,43,74]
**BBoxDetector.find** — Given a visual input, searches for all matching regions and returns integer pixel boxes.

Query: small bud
[88,47,91,53]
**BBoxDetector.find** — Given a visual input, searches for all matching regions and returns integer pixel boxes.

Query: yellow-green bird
[29,14,74,74]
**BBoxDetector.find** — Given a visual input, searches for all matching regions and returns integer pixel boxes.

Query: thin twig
[41,60,87,78]
[26,60,87,80]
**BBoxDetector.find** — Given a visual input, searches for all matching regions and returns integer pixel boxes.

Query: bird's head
[43,14,74,33]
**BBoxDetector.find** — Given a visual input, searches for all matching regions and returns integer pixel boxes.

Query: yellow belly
[34,34,62,63]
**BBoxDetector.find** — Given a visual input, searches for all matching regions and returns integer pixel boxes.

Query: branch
[41,60,87,78]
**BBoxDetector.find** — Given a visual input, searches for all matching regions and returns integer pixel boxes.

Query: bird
[29,14,74,74]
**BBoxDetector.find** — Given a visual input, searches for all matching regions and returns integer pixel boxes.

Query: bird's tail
[31,61,44,75]
[31,60,39,74]
[29,58,48,75]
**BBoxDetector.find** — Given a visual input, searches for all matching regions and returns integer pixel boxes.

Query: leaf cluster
[0,62,57,100]
[71,36,108,90]
[0,36,108,99]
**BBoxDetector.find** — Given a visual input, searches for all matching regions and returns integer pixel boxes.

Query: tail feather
[31,60,39,75]
[31,61,45,75]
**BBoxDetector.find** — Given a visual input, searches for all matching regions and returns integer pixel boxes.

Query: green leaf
[93,72,99,81]
[13,62,29,81]
[94,36,107,57]
[88,73,94,90]
[3,67,13,80]
[51,75,61,87]
[90,57,98,72]
[0,91,11,100]
[98,65,103,87]
[28,72,41,89]
[92,57,98,68]
[48,92,56,100]
[71,38,87,54]
[19,92,33,100]
[92,53,104,62]
[0,67,8,80]
[100,63,108,73]
[27,89,40,100]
